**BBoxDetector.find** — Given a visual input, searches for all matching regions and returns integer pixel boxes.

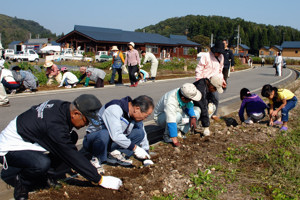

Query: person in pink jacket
[44,61,62,85]
[195,40,226,121]
[124,42,140,87]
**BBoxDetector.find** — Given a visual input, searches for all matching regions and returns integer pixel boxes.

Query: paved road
[0,65,296,138]
[0,65,297,200]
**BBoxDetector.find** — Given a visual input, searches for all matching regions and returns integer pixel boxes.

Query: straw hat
[111,46,119,51]
[44,61,53,68]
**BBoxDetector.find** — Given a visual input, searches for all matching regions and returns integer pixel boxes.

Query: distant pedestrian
[222,39,235,85]
[195,40,226,121]
[79,66,106,88]
[124,42,140,87]
[239,88,268,124]
[141,51,158,81]
[275,52,283,76]
[44,61,62,85]
[261,84,297,131]
[0,59,9,107]
[58,67,79,88]
[261,57,265,67]
[110,46,125,85]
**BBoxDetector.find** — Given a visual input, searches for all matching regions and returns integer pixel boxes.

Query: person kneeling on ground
[79,66,106,88]
[12,66,38,92]
[193,75,223,136]
[81,95,154,170]
[0,94,122,200]
[154,83,201,147]
[58,67,79,88]
[44,61,62,86]
[261,84,297,131]
[239,88,268,124]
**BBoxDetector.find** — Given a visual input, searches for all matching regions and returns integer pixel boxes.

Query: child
[261,84,297,131]
[239,88,268,124]
[58,67,79,88]
[137,69,149,83]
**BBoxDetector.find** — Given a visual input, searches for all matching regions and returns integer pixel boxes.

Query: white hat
[43,61,53,68]
[128,42,135,48]
[111,46,119,51]
[210,75,224,93]
[180,83,202,101]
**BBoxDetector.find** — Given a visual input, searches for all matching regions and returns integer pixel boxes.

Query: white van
[4,49,15,60]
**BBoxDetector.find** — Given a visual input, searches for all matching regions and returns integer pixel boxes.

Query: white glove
[58,85,62,88]
[134,146,150,159]
[140,65,143,68]
[99,176,122,190]
[143,159,154,166]
[109,67,112,70]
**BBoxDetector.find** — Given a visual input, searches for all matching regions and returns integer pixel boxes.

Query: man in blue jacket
[0,94,122,200]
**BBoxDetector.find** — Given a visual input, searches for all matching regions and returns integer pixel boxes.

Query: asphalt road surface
[0,65,297,140]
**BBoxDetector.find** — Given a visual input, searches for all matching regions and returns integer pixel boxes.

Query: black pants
[222,67,229,83]
[128,65,139,85]
[95,78,104,88]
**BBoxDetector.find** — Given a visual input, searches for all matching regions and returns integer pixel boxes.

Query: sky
[1,0,300,35]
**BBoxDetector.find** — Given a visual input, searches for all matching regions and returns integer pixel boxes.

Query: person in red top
[44,61,62,85]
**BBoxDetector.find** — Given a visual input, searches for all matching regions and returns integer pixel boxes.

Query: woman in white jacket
[58,67,79,88]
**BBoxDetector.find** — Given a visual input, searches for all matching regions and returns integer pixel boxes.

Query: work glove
[99,176,122,190]
[140,65,143,68]
[143,159,154,166]
[134,146,150,159]
[190,117,197,129]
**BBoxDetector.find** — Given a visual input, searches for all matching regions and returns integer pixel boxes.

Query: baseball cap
[73,94,102,127]
[180,83,202,101]
[210,75,224,93]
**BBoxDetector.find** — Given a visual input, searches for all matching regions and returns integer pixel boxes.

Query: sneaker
[107,150,133,166]
[244,118,254,124]
[10,89,17,95]
[24,89,32,93]
[14,175,29,200]
[203,127,210,136]
[280,126,288,131]
[65,85,72,89]
[90,157,105,175]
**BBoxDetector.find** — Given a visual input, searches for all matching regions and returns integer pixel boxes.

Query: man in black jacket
[0,94,122,200]
[222,39,235,85]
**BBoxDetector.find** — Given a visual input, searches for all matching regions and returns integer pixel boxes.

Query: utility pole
[236,25,240,54]
[210,33,214,47]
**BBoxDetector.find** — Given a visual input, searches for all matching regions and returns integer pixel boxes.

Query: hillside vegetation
[136,15,300,55]
[0,14,57,48]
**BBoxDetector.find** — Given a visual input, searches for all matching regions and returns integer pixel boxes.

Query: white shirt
[143,52,158,64]
[0,117,46,156]
[59,72,79,87]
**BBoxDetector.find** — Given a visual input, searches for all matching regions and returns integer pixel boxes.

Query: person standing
[0,94,122,200]
[44,61,62,85]
[195,40,226,121]
[110,46,125,84]
[261,57,265,67]
[141,51,158,81]
[79,66,106,88]
[0,59,9,107]
[222,40,234,85]
[124,42,140,87]
[275,52,283,76]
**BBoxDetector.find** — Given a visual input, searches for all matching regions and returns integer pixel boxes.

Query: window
[270,51,274,56]
[260,51,264,55]
[183,47,190,55]
[145,45,158,54]
[295,50,298,54]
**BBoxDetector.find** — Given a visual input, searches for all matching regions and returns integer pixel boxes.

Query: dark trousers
[1,79,21,91]
[128,65,139,85]
[0,151,51,189]
[222,67,229,83]
[110,68,122,84]
[95,78,104,88]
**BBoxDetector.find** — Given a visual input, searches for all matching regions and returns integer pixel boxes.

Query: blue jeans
[281,96,297,122]
[0,151,51,188]
[83,124,145,163]
[110,68,122,84]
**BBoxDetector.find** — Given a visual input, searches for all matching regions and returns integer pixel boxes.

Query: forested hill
[0,14,57,48]
[136,15,300,55]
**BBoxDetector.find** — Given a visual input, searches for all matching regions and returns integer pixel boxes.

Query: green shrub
[35,71,48,86]
[234,57,242,66]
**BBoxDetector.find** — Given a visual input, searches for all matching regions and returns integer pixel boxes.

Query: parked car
[95,51,112,62]
[60,49,93,62]
[4,49,15,60]
[10,49,39,62]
